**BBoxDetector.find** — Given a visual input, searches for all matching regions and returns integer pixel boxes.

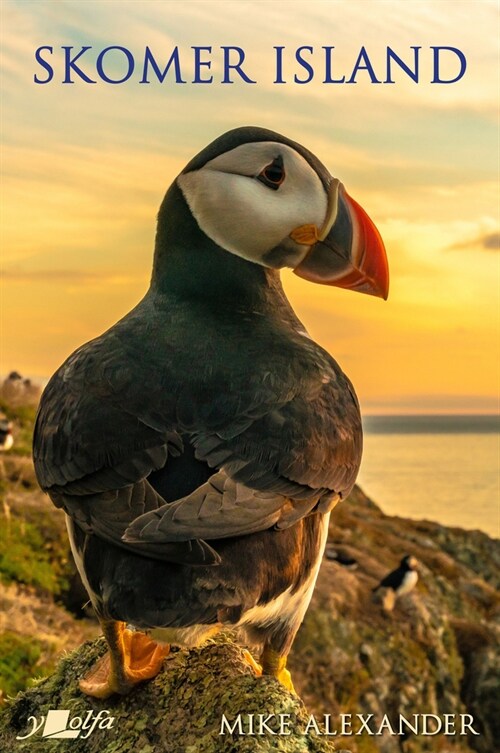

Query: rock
[451,619,500,753]
[0,373,41,408]
[0,634,342,753]
[371,587,396,612]
[288,486,499,753]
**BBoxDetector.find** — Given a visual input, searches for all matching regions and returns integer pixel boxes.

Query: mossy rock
[0,634,343,753]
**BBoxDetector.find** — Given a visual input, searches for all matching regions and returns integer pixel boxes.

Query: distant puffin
[325,546,358,569]
[0,417,13,452]
[373,555,419,597]
[33,126,389,699]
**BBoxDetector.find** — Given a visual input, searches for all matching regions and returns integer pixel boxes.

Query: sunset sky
[1,0,498,414]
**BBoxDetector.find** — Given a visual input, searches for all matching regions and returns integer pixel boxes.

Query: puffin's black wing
[34,307,361,559]
[33,334,220,565]
[374,568,404,591]
[124,338,362,545]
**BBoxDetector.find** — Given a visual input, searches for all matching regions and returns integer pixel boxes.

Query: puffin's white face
[174,133,389,299]
[407,556,419,571]
[177,142,331,267]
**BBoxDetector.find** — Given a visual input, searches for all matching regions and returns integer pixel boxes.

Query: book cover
[0,2,498,752]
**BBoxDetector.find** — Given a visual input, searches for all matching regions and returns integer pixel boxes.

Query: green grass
[0,516,68,594]
[0,393,73,595]
[0,631,55,699]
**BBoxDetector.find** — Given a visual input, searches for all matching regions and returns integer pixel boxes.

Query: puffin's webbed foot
[260,646,296,694]
[79,620,169,699]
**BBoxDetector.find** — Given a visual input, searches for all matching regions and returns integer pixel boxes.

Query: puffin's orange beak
[292,184,389,300]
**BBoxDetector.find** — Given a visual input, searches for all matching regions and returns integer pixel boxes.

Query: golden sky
[1,0,499,414]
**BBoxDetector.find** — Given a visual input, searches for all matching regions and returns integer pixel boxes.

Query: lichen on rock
[0,634,341,753]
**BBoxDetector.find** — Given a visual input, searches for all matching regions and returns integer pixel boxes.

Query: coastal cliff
[289,486,499,753]
[0,399,498,752]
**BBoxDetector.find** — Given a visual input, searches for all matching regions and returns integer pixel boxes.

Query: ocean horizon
[362,414,499,434]
[359,414,499,539]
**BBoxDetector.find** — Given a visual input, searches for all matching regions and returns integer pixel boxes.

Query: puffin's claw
[241,649,262,676]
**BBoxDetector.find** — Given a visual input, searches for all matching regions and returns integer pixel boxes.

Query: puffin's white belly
[396,570,418,597]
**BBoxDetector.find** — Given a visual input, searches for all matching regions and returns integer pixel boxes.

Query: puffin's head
[400,555,419,571]
[174,126,389,299]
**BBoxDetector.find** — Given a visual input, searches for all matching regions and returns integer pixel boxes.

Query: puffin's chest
[395,570,418,596]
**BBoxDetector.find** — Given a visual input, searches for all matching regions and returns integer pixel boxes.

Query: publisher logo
[15,709,115,740]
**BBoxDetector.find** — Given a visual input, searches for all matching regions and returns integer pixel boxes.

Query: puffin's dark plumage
[325,546,358,569]
[33,126,388,698]
[373,555,419,596]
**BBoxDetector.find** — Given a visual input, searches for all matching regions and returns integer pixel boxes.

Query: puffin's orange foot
[274,666,296,694]
[260,647,296,694]
[79,652,119,700]
[79,630,170,699]
[121,630,170,681]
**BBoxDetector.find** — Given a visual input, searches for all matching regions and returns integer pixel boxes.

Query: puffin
[0,417,13,452]
[33,126,389,699]
[324,546,358,569]
[373,555,419,598]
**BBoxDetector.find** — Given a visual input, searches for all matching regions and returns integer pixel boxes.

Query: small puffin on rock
[33,126,389,699]
[0,417,13,452]
[373,555,419,608]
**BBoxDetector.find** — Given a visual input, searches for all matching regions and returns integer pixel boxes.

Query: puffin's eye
[257,156,285,190]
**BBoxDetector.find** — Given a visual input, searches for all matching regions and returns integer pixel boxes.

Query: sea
[358,415,499,540]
